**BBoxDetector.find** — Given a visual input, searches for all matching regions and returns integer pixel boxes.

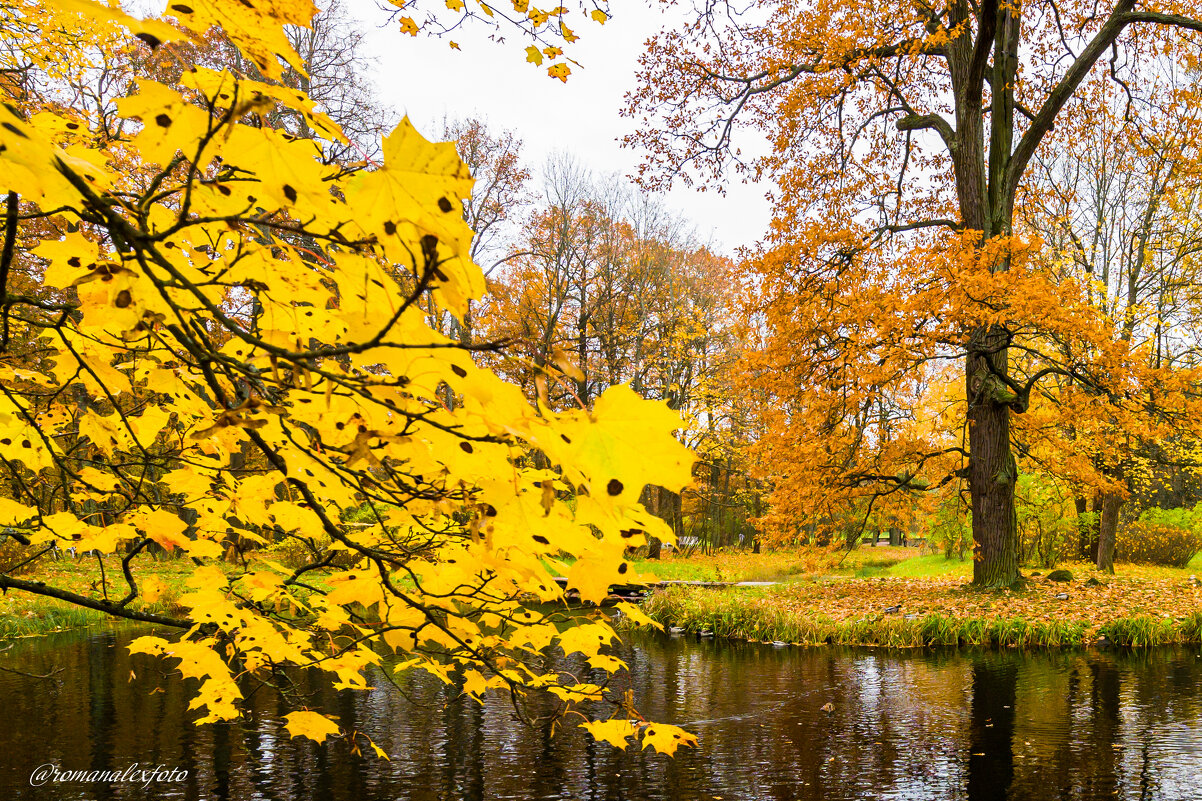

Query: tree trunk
[1096,492,1121,574]
[967,340,1021,588]
[1075,495,1099,560]
[644,486,663,559]
[950,3,1023,589]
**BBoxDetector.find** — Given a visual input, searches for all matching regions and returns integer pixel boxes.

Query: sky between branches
[346,0,773,254]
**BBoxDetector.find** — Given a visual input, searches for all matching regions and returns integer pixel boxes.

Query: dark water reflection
[0,628,1200,800]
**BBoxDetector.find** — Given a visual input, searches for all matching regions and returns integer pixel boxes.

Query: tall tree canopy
[0,0,697,754]
[629,0,1202,586]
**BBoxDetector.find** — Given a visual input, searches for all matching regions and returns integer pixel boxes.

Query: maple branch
[0,574,191,628]
[0,191,17,349]
[116,538,152,607]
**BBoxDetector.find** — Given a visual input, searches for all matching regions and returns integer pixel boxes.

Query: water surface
[0,628,1199,800]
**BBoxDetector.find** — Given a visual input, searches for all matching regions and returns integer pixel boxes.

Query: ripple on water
[0,630,1200,800]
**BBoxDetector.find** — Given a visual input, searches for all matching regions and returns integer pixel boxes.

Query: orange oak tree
[1019,63,1202,569]
[479,164,750,548]
[629,0,1202,586]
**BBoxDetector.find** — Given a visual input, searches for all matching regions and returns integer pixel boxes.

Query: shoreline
[638,577,1202,649]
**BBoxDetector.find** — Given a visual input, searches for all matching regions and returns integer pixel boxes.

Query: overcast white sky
[345,1,772,254]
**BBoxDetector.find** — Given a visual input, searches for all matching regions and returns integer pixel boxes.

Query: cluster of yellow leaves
[0,0,694,755]
[579,719,697,756]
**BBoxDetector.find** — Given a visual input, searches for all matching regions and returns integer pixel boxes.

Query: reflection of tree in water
[967,654,1017,801]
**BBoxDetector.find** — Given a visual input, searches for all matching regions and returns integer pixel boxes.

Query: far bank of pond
[641,574,1202,648]
[0,627,1200,800]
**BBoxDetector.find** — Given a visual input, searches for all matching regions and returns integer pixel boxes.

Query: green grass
[0,556,209,639]
[639,585,1202,649]
[558,546,1202,585]
[0,603,113,639]
[4,546,1199,641]
[871,554,973,578]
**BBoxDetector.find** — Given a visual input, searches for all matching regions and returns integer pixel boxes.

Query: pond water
[0,628,1200,800]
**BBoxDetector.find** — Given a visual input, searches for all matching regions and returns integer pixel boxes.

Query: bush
[1016,474,1076,568]
[263,533,360,571]
[1117,506,1202,567]
[927,496,971,560]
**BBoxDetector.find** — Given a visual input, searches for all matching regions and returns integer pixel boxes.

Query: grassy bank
[4,548,1200,644]
[625,546,926,583]
[0,559,199,638]
[631,547,1202,583]
[641,572,1202,648]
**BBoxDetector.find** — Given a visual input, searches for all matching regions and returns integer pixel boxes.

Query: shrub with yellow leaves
[1117,507,1202,568]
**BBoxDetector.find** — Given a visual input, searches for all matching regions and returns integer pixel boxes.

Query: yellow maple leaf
[128,508,190,551]
[114,79,211,168]
[525,45,543,65]
[591,8,607,23]
[586,653,627,673]
[51,0,189,48]
[344,117,483,317]
[399,15,418,35]
[614,601,663,630]
[283,711,341,743]
[547,63,570,82]
[640,724,698,756]
[0,497,35,526]
[580,719,636,749]
[164,0,316,81]
[366,736,389,760]
[141,576,167,604]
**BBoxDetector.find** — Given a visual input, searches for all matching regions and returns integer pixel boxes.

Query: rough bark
[967,336,1021,587]
[1076,495,1100,560]
[1096,492,1121,573]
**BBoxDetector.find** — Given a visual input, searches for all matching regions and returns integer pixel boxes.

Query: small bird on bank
[883,604,901,614]
[1054,593,1069,601]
